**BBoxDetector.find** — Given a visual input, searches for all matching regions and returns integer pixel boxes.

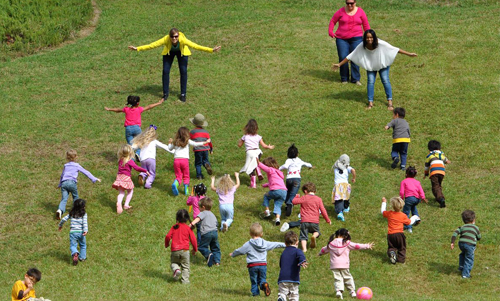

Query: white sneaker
[407,228,413,233]
[173,269,181,280]
[56,209,62,220]
[350,291,357,298]
[280,222,290,233]
[275,218,281,226]
[264,209,271,217]
[336,291,343,299]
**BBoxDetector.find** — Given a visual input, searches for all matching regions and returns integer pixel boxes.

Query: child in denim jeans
[400,166,427,233]
[384,107,410,171]
[189,197,221,267]
[230,222,285,297]
[451,210,481,279]
[258,157,287,226]
[58,199,88,266]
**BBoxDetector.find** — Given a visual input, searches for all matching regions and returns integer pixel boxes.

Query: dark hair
[200,197,213,211]
[194,183,207,196]
[428,140,441,151]
[393,107,406,118]
[302,182,316,193]
[27,268,42,282]
[69,199,86,218]
[363,29,378,49]
[126,95,140,107]
[333,228,351,245]
[262,157,279,169]
[244,119,258,135]
[287,144,299,159]
[169,28,179,37]
[462,210,475,224]
[405,166,417,178]
[175,209,191,226]
[284,231,298,246]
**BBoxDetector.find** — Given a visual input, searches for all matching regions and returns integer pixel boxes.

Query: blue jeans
[198,230,221,264]
[391,142,409,169]
[285,178,301,205]
[125,125,141,156]
[403,196,420,230]
[163,51,188,99]
[194,151,210,178]
[69,232,87,260]
[59,180,78,213]
[459,242,475,278]
[366,66,392,102]
[219,204,234,230]
[248,265,267,296]
[263,189,287,216]
[336,37,363,82]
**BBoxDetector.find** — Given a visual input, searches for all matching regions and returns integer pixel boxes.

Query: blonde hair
[390,196,405,212]
[249,223,263,237]
[217,174,235,195]
[132,127,157,149]
[117,145,134,164]
[66,149,77,161]
[173,127,190,148]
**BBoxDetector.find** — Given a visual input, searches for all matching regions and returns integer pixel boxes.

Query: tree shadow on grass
[211,288,249,297]
[427,261,457,275]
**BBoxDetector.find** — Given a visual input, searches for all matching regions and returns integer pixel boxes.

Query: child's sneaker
[336,290,343,299]
[275,218,281,226]
[184,184,189,195]
[337,212,345,222]
[439,198,446,208]
[410,215,421,226]
[389,250,397,264]
[172,180,179,196]
[401,166,406,171]
[391,157,400,169]
[173,269,181,280]
[277,294,286,301]
[55,209,62,220]
[261,282,271,296]
[204,163,213,175]
[72,253,79,266]
[264,209,271,217]
[222,222,228,233]
[310,236,316,249]
[138,175,144,186]
[343,207,350,213]
[350,291,357,298]
[207,253,215,267]
[407,228,413,233]
[280,222,290,233]
[285,204,293,217]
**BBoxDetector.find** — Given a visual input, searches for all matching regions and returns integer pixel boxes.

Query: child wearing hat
[189,113,214,180]
[331,154,356,222]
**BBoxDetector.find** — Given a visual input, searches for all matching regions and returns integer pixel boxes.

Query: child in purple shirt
[56,149,100,219]
[211,172,240,232]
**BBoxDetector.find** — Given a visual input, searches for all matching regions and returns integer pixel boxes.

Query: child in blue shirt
[278,231,308,301]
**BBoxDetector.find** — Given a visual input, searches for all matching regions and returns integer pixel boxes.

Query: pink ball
[356,287,373,300]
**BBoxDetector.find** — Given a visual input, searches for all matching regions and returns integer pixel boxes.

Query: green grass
[1,0,500,300]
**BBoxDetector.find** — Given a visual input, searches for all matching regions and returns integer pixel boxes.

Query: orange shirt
[383,211,410,234]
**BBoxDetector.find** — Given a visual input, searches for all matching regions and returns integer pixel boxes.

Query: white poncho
[346,39,400,71]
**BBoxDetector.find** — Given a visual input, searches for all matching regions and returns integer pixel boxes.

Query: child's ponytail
[334,228,351,245]
[127,95,140,107]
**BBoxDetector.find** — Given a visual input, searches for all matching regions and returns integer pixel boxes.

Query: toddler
[211,172,240,232]
[258,157,287,226]
[56,149,100,219]
[400,166,427,233]
[384,107,410,171]
[186,183,207,242]
[277,231,308,301]
[58,198,88,265]
[318,228,374,299]
[238,119,274,188]
[331,154,356,222]
[451,210,481,279]
[11,268,42,301]
[279,144,313,217]
[189,113,214,180]
[165,209,198,284]
[189,197,221,266]
[424,140,451,208]
[230,222,286,297]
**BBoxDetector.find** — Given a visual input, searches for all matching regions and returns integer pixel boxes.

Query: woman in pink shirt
[257,157,286,226]
[400,166,427,233]
[328,0,370,85]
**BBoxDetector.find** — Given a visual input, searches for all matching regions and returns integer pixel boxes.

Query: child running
[384,107,411,171]
[189,113,214,180]
[230,222,286,297]
[238,119,274,188]
[105,95,164,156]
[56,149,100,220]
[319,228,374,299]
[112,145,149,214]
[423,139,451,208]
[211,172,240,232]
[331,154,356,222]
[451,210,481,279]
[186,183,207,242]
[400,166,427,233]
[189,197,221,267]
[258,157,287,226]
[279,144,313,217]
[165,209,198,284]
[58,199,88,266]
[277,231,308,301]
[168,127,211,196]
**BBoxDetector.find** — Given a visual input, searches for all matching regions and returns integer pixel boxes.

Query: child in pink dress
[400,166,427,233]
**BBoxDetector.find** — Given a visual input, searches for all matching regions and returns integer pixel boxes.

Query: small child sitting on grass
[451,210,481,279]
[230,222,286,297]
[11,268,41,301]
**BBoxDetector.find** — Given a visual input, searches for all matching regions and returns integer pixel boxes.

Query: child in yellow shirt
[11,268,41,301]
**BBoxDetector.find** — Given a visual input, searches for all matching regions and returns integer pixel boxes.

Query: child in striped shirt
[451,210,481,279]
[58,199,88,266]
[423,140,451,208]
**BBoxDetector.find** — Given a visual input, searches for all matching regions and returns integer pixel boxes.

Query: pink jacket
[258,162,287,191]
[328,7,370,39]
[400,177,425,200]
[319,238,371,269]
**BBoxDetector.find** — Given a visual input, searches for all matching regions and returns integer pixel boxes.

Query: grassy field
[1,0,499,300]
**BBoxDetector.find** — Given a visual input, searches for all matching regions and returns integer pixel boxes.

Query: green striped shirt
[451,224,481,245]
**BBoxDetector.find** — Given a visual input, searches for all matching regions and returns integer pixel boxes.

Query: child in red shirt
[165,209,198,284]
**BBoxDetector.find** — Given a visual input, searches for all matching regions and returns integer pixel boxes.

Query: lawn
[0,0,499,300]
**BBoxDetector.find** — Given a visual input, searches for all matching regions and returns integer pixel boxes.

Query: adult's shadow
[301,68,335,82]
[427,261,457,275]
[363,153,393,170]
[133,85,167,98]
[328,90,367,105]
[143,268,166,281]
[42,200,57,215]
[211,288,248,297]
[97,192,115,213]
[46,249,70,264]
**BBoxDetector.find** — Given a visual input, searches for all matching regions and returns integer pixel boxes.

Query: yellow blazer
[136,32,213,56]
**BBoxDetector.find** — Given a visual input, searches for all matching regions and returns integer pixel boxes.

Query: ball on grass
[357,287,373,300]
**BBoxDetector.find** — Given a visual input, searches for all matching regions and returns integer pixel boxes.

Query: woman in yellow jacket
[129,28,221,102]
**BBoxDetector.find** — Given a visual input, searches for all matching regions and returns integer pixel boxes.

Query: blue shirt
[278,246,307,284]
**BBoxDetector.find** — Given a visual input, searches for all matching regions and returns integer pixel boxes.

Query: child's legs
[69,232,79,256]
[196,223,201,244]
[173,159,183,183]
[141,159,156,189]
[257,265,267,289]
[280,283,299,301]
[78,233,87,260]
[398,142,409,168]
[170,250,182,273]
[117,188,126,205]
[430,174,445,200]
[299,223,309,250]
[289,221,301,228]
[248,267,260,296]
[332,269,345,292]
[391,143,401,161]
[171,249,191,283]
[124,189,133,207]
[403,197,419,229]
[458,248,465,270]
[200,150,210,168]
[387,233,406,262]
[366,70,377,102]
[219,204,234,229]
[59,186,70,212]
[334,200,345,214]
[194,151,204,177]
[459,242,475,277]
[342,269,355,293]
[179,158,190,185]
[208,230,221,263]
[379,66,392,101]
[285,178,301,205]
[125,125,142,155]
[198,231,214,259]
[271,189,287,217]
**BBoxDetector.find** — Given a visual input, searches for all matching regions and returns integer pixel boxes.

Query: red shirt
[165,223,198,252]
[383,211,410,234]
[292,194,331,224]
[123,106,144,127]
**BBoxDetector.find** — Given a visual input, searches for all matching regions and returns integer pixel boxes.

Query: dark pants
[285,178,301,205]
[336,37,363,83]
[198,230,221,264]
[248,265,267,296]
[194,151,210,178]
[387,232,406,263]
[391,142,409,168]
[430,174,445,201]
[334,200,350,214]
[162,51,188,99]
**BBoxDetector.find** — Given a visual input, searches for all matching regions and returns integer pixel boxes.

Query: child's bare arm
[237,139,244,147]
[351,168,356,183]
[105,107,122,112]
[234,172,240,189]
[190,217,201,228]
[143,98,164,111]
[210,176,217,191]
[384,125,390,130]
[260,139,274,150]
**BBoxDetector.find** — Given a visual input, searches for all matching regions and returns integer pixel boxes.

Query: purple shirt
[217,186,237,205]
[58,162,98,187]
[241,134,262,151]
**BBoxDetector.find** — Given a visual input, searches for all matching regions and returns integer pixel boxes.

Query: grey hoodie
[231,237,286,264]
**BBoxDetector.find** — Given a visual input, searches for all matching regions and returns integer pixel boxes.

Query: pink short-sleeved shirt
[123,106,144,127]
[241,134,262,151]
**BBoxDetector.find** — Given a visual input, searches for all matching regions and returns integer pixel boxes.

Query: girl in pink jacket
[318,228,373,299]
[257,157,287,226]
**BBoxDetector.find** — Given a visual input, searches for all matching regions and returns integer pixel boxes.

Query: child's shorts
[299,222,320,241]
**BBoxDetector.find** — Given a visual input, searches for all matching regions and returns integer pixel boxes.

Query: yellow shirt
[136,32,213,56]
[11,280,35,301]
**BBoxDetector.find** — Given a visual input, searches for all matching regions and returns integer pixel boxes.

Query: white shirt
[168,140,207,159]
[334,166,353,184]
[139,140,172,161]
[347,39,399,71]
[279,158,312,179]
